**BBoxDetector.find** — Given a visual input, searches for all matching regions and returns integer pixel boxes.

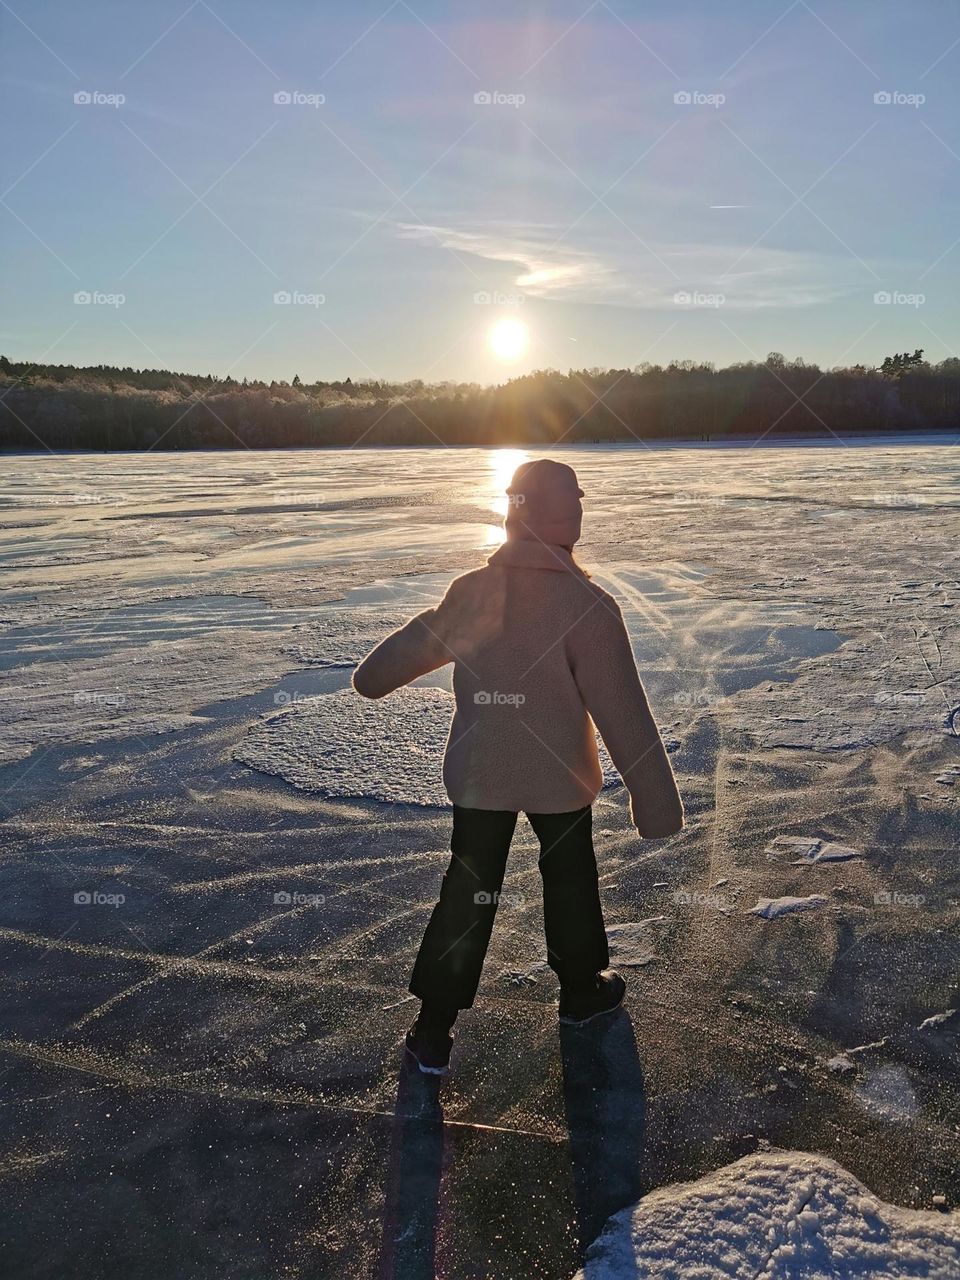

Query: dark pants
[409,805,610,1011]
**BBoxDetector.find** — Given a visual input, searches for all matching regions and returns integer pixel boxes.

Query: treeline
[2,351,959,451]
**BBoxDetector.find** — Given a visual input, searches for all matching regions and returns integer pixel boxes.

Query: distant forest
[1,349,958,451]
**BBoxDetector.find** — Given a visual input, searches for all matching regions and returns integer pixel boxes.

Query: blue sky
[3,0,959,383]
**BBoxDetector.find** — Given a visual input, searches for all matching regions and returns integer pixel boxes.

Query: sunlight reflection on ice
[485,447,528,544]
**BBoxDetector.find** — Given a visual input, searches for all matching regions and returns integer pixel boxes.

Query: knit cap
[504,458,584,547]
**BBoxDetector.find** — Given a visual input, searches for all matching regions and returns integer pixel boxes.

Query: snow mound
[236,685,621,806]
[575,1150,960,1279]
[749,894,829,920]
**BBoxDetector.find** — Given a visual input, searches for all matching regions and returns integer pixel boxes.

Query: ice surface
[0,628,293,766]
[749,895,830,920]
[574,1151,960,1279]
[4,444,957,771]
[3,443,960,1277]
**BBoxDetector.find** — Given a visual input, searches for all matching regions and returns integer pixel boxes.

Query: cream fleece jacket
[352,540,684,836]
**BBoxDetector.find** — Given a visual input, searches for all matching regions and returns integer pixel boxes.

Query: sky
[2,0,959,385]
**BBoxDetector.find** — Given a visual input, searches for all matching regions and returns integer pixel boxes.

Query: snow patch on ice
[765,835,861,864]
[766,835,822,861]
[605,919,667,967]
[236,685,455,805]
[574,1150,960,1279]
[749,894,829,920]
[284,609,415,667]
[236,685,622,806]
[858,1064,920,1121]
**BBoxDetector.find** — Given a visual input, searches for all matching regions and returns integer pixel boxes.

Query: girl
[353,459,683,1074]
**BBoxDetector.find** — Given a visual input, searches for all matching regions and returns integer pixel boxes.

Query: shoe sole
[558,986,626,1028]
[404,1043,450,1076]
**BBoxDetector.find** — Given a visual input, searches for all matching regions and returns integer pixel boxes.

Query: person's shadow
[560,1008,646,1268]
[377,1009,646,1279]
[376,1059,445,1280]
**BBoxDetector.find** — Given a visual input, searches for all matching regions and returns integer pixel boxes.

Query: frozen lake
[0,441,958,1278]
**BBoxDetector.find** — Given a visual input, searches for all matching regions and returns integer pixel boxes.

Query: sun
[487,316,529,363]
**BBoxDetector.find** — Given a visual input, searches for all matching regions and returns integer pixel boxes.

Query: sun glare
[486,448,528,544]
[491,447,528,495]
[487,316,529,363]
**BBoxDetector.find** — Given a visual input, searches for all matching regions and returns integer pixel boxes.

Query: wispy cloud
[394,218,873,310]
[394,219,612,297]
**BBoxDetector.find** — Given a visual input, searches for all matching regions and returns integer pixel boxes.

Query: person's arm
[352,605,453,698]
[571,595,683,838]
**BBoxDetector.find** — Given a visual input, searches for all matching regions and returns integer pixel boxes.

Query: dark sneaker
[558,969,626,1027]
[404,1021,453,1075]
